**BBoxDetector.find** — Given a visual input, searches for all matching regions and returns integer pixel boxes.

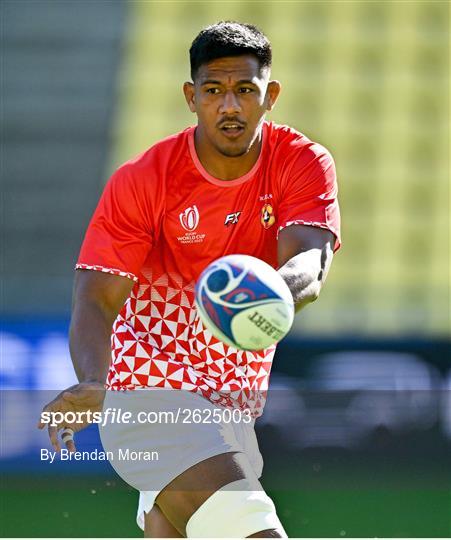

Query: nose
[219,90,241,115]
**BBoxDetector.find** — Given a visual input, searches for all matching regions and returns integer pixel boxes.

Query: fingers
[37,388,84,431]
[65,437,77,453]
[47,426,77,453]
[37,393,73,450]
[37,382,105,452]
[38,396,63,429]
[48,424,61,452]
[61,427,76,453]
[48,428,77,453]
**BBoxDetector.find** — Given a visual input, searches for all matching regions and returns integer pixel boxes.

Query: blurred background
[1,0,449,537]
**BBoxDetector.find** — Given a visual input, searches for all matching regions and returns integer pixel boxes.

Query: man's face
[184,55,280,157]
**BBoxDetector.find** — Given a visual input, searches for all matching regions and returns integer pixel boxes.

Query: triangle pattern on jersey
[119,372,133,384]
[150,288,165,303]
[135,299,150,314]
[137,284,150,297]
[150,302,164,319]
[122,356,137,372]
[134,359,151,374]
[208,342,227,355]
[177,309,188,325]
[149,360,166,379]
[153,359,168,377]
[136,315,151,331]
[153,274,169,288]
[149,319,163,335]
[169,272,183,288]
[163,320,179,337]
[165,287,179,302]
[246,365,258,378]
[163,303,179,318]
[147,375,165,386]
[122,341,138,356]
[166,366,184,382]
[160,334,176,350]
[135,342,150,358]
[107,269,276,416]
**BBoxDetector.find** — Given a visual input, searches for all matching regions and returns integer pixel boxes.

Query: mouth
[219,122,245,139]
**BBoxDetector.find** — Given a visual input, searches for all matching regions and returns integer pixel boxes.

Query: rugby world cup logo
[179,205,200,232]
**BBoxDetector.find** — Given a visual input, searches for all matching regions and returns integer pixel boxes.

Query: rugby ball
[194,254,294,351]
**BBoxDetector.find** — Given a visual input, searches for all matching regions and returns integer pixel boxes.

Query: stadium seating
[112,1,449,336]
[3,1,448,335]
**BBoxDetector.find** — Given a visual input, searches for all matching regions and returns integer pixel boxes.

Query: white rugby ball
[194,254,294,351]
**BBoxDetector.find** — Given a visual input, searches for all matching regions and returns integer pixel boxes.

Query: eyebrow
[200,79,258,86]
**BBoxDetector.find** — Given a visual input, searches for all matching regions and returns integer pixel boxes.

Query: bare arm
[38,270,134,451]
[277,225,335,312]
[69,270,135,383]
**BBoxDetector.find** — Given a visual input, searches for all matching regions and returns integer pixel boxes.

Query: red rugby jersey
[76,121,340,415]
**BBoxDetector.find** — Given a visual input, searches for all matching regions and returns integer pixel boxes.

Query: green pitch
[2,468,449,537]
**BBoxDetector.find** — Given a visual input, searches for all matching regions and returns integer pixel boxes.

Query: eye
[206,87,220,95]
[238,87,254,94]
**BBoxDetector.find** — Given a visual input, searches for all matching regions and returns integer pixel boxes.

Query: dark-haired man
[39,21,340,538]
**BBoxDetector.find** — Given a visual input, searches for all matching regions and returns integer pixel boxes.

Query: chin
[215,141,251,158]
[219,147,249,158]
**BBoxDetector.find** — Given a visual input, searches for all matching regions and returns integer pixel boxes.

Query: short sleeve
[278,143,341,251]
[76,165,158,281]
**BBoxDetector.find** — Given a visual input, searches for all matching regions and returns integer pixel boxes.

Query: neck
[194,126,264,181]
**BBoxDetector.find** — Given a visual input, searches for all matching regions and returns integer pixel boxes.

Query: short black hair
[189,21,272,80]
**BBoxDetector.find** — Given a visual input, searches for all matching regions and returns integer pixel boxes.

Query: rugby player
[39,21,340,538]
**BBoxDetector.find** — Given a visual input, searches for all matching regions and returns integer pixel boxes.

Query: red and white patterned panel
[77,265,275,416]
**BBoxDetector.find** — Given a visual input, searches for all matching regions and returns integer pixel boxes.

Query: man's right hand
[38,270,134,453]
[37,381,105,453]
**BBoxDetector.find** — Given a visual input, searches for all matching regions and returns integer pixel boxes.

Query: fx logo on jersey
[224,211,242,226]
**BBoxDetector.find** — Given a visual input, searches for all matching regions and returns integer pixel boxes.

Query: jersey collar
[188,123,267,187]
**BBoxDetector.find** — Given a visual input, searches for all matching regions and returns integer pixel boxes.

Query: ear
[265,80,281,112]
[183,82,196,113]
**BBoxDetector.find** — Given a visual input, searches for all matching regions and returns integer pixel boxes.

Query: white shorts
[98,389,264,531]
